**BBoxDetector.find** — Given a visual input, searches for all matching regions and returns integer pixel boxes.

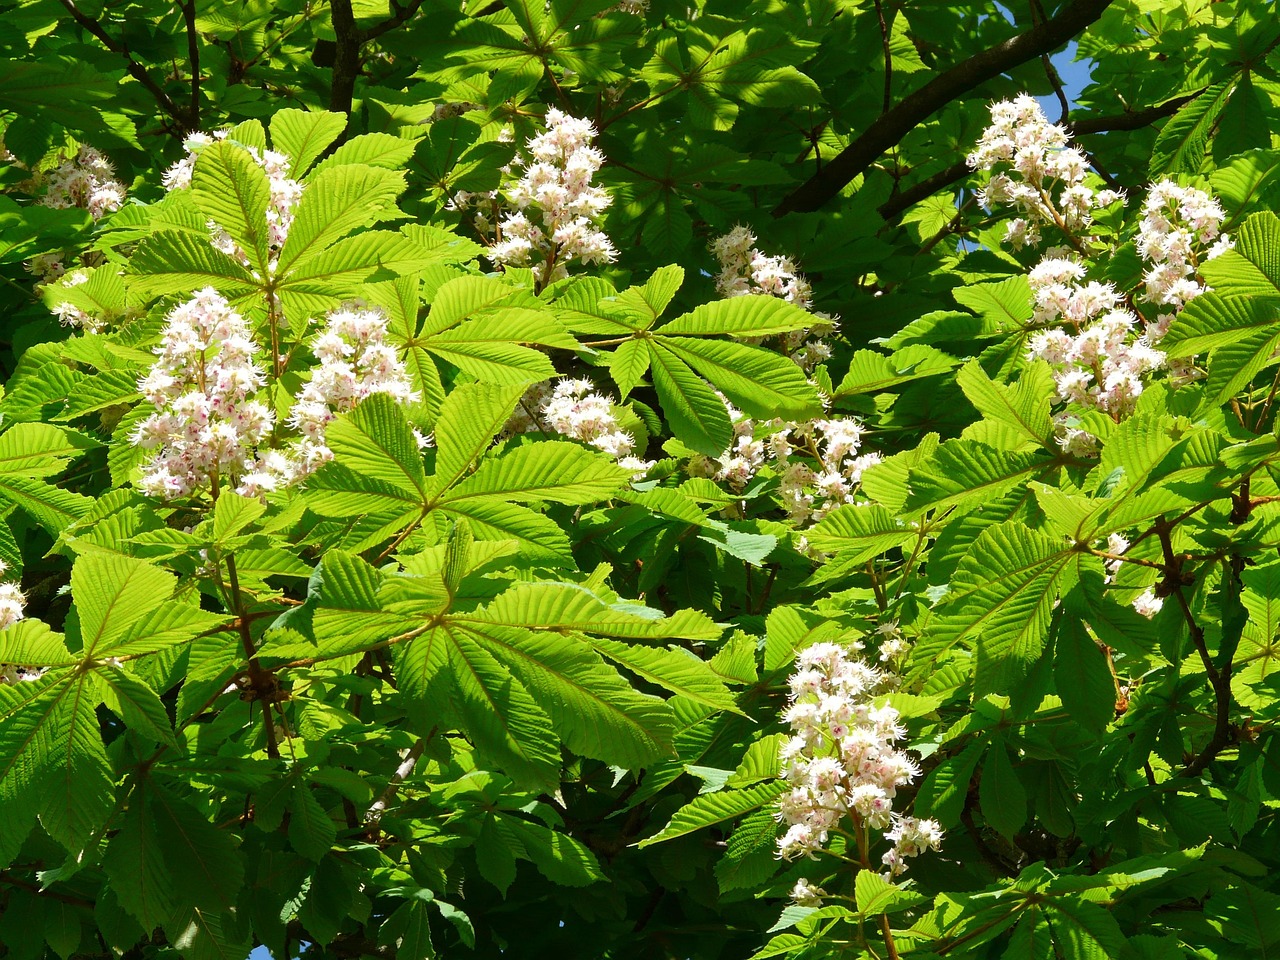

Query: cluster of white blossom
[132,288,274,499]
[777,641,942,895]
[967,94,1124,249]
[507,378,652,477]
[476,109,616,281]
[38,146,126,221]
[1024,258,1165,426]
[1100,532,1166,619]
[1137,181,1232,334]
[281,305,420,484]
[971,96,1232,454]
[688,401,880,526]
[163,131,304,268]
[0,561,24,632]
[0,562,34,684]
[710,226,837,372]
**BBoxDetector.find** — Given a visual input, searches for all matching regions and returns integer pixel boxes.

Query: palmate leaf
[1149,80,1231,176]
[917,522,1077,696]
[956,360,1054,448]
[807,503,915,564]
[1165,292,1280,359]
[904,439,1054,515]
[431,382,524,490]
[325,395,426,499]
[835,345,959,397]
[584,637,739,713]
[438,497,573,563]
[190,141,272,277]
[278,231,439,292]
[311,551,423,655]
[102,783,177,931]
[470,581,720,640]
[1200,210,1280,300]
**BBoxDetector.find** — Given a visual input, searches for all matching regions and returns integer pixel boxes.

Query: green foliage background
[0,0,1279,958]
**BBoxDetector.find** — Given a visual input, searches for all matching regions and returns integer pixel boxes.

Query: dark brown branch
[1068,90,1203,135]
[773,0,1116,216]
[328,0,361,116]
[226,554,280,760]
[1152,520,1236,778]
[55,0,195,129]
[181,0,201,128]
[360,0,425,43]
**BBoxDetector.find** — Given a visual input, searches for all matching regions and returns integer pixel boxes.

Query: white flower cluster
[0,561,24,632]
[484,109,617,281]
[163,131,304,268]
[688,400,880,526]
[132,288,274,499]
[283,305,419,482]
[1025,258,1165,427]
[710,226,836,373]
[39,146,126,221]
[967,94,1124,249]
[0,560,33,685]
[1100,532,1166,619]
[971,96,1233,454]
[1137,181,1232,330]
[507,378,653,477]
[776,641,942,886]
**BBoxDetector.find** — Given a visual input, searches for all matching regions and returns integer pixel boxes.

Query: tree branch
[329,0,361,116]
[55,0,195,129]
[875,90,1204,221]
[181,0,201,128]
[773,0,1116,216]
[360,0,425,43]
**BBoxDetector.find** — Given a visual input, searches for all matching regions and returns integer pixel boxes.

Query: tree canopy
[1,0,1280,959]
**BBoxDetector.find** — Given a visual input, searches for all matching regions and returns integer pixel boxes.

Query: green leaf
[444,441,629,505]
[586,637,738,713]
[647,342,731,455]
[127,231,257,299]
[638,781,786,847]
[979,743,1027,839]
[1053,616,1116,735]
[151,784,244,913]
[326,394,427,499]
[277,165,406,274]
[1150,81,1231,176]
[447,628,562,789]
[73,553,177,658]
[102,784,177,931]
[270,109,349,177]
[431,383,524,491]
[855,870,926,916]
[807,504,915,563]
[835,345,960,396]
[98,667,178,747]
[660,295,815,336]
[289,787,337,862]
[460,623,674,768]
[190,141,272,276]
[664,337,822,421]
[956,360,1053,448]
[919,522,1075,696]
[495,812,605,886]
[1199,210,1280,300]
